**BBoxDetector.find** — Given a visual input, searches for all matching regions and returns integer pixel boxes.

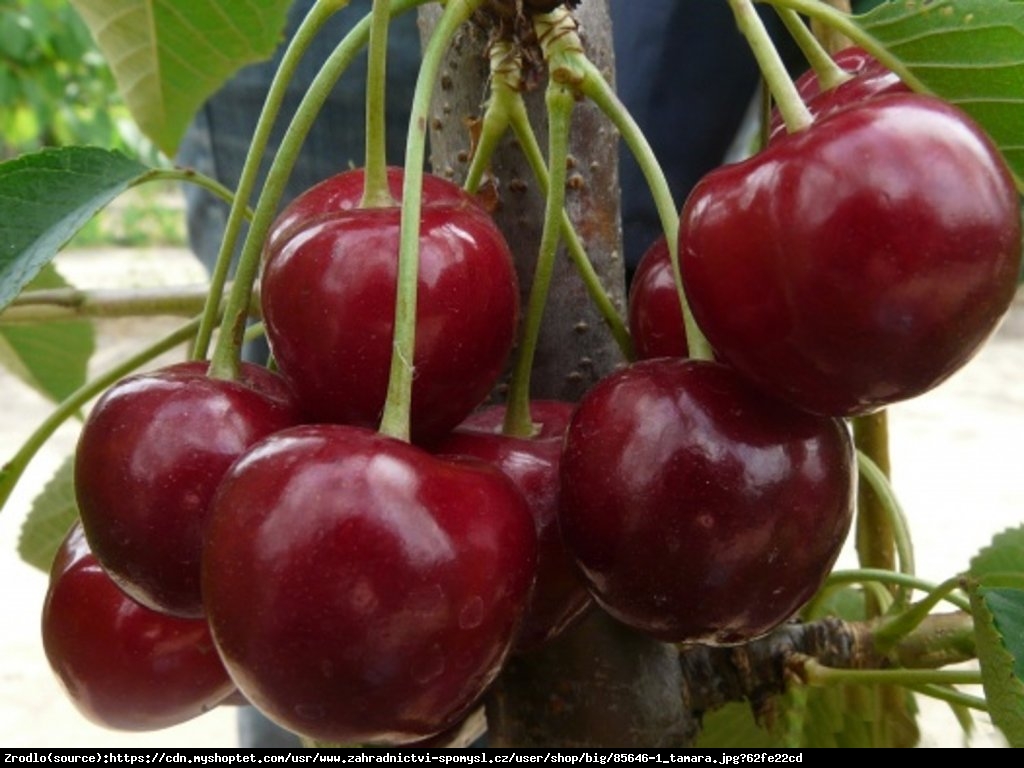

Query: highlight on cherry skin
[41,523,236,732]
[559,357,856,645]
[201,424,539,745]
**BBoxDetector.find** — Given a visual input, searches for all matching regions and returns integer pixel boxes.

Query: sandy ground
[0,246,1018,748]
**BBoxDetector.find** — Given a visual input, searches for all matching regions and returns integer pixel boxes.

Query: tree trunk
[418,1,693,747]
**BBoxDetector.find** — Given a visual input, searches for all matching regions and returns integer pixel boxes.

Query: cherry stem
[191,0,346,363]
[853,411,906,617]
[360,0,397,208]
[205,0,428,383]
[0,318,202,513]
[727,0,812,134]
[821,569,970,613]
[378,0,485,442]
[872,576,972,652]
[756,0,926,93]
[139,167,248,215]
[464,40,633,363]
[502,82,575,438]
[462,40,519,196]
[906,684,988,714]
[774,6,850,91]
[857,448,915,583]
[797,658,982,688]
[570,53,712,361]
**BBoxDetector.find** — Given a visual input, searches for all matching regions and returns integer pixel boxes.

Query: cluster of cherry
[42,48,1019,745]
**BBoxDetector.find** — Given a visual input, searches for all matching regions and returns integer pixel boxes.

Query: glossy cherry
[628,236,689,360]
[41,523,235,731]
[435,400,592,652]
[201,424,538,744]
[681,93,1022,416]
[768,46,906,142]
[261,167,519,445]
[74,360,299,617]
[559,358,855,645]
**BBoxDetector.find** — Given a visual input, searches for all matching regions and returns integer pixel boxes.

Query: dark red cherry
[681,93,1021,416]
[628,236,689,360]
[41,524,235,731]
[261,168,519,444]
[201,424,538,744]
[435,401,592,651]
[559,358,855,645]
[74,360,299,617]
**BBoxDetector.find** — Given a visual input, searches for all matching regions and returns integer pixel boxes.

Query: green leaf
[849,0,1024,184]
[0,264,95,402]
[0,146,151,311]
[16,454,79,573]
[970,524,1024,579]
[969,585,1024,746]
[69,0,293,156]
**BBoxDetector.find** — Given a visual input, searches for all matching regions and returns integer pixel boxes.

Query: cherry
[435,400,592,652]
[559,358,855,645]
[628,236,689,360]
[681,93,1022,416]
[261,167,520,445]
[74,360,299,618]
[41,523,235,731]
[768,46,906,142]
[201,424,538,744]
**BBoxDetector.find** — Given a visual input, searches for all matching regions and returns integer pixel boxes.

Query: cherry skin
[559,358,855,645]
[74,360,299,617]
[261,167,519,445]
[201,424,538,744]
[628,236,690,360]
[435,400,593,652]
[41,523,235,731]
[681,93,1022,416]
[768,46,906,142]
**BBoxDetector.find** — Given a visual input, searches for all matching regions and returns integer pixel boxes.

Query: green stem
[800,659,982,688]
[852,410,904,618]
[506,93,633,361]
[139,167,248,214]
[823,569,971,613]
[206,0,428,383]
[774,6,850,90]
[873,577,970,650]
[502,83,575,438]
[727,0,812,134]
[360,0,397,207]
[190,0,347,362]
[0,318,201,512]
[377,0,485,441]
[857,448,914,580]
[907,684,989,714]
[462,41,519,196]
[573,56,711,361]
[755,0,928,94]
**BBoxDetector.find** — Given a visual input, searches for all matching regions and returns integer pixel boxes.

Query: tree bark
[418,1,693,747]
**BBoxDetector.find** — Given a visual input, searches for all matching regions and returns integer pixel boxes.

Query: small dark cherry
[261,167,519,445]
[436,400,592,651]
[74,360,299,617]
[41,523,235,731]
[628,236,690,360]
[559,358,855,645]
